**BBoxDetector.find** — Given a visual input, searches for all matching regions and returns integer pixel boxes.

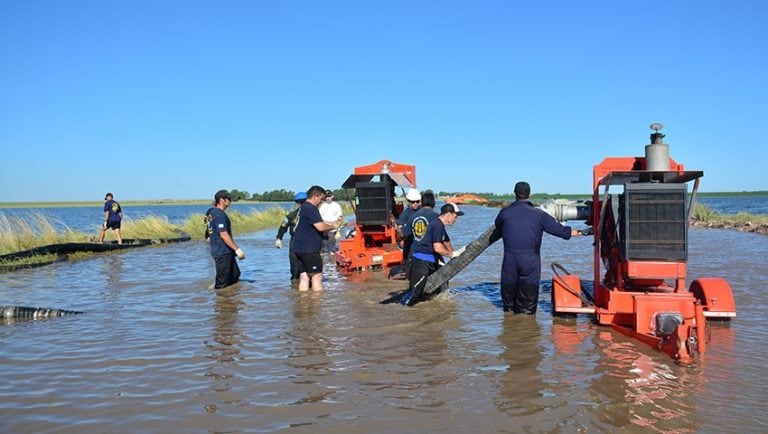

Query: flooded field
[1,204,767,433]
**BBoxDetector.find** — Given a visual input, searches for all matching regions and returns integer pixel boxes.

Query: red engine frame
[334,160,416,273]
[552,154,736,365]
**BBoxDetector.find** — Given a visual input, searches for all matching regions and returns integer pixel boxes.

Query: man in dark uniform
[401,202,465,306]
[405,189,438,261]
[275,191,307,281]
[396,187,421,260]
[494,181,583,314]
[208,189,246,289]
[99,192,123,244]
[292,186,343,291]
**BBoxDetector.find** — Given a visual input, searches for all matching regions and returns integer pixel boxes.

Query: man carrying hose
[400,203,466,306]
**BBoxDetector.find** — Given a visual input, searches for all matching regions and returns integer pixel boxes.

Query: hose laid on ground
[0,231,191,272]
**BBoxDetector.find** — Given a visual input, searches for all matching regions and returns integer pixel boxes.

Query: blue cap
[294,191,308,201]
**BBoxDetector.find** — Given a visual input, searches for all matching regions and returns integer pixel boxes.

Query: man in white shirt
[319,189,344,254]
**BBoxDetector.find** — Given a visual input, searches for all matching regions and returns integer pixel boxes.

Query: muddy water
[1,205,766,433]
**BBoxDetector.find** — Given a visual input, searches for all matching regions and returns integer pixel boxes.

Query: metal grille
[620,184,687,261]
[355,182,392,225]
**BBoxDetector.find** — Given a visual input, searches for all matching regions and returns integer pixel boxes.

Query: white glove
[451,246,466,258]
[275,239,282,249]
[235,248,245,260]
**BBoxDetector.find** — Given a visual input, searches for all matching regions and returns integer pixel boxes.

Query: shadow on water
[446,279,596,312]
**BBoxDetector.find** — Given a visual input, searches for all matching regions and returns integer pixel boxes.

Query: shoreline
[690,219,768,235]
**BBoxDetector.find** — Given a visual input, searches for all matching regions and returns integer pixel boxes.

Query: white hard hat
[406,188,421,202]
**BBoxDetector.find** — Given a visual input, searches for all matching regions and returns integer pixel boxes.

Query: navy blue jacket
[494,200,571,254]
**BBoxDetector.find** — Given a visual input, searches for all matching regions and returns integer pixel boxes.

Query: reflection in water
[494,315,545,422]
[204,284,244,414]
[284,291,336,406]
[590,331,701,433]
[100,254,124,304]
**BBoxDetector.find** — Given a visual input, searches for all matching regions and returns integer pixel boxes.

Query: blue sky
[1,1,766,201]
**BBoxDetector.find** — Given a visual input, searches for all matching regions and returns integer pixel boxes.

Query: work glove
[235,248,246,260]
[451,246,466,258]
[275,239,282,249]
[334,230,341,241]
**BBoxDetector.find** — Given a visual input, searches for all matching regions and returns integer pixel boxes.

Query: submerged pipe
[1,306,83,320]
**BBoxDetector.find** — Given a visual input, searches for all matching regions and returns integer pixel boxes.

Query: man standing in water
[99,192,123,244]
[401,203,465,306]
[275,191,307,281]
[209,189,246,289]
[494,181,583,314]
[293,186,343,291]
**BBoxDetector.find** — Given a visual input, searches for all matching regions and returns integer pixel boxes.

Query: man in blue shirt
[292,185,343,291]
[494,181,583,314]
[208,189,246,289]
[396,187,421,261]
[402,202,465,306]
[99,192,123,244]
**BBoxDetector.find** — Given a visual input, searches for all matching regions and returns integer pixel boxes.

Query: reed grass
[120,215,183,239]
[0,207,289,258]
[0,212,89,255]
[691,202,768,225]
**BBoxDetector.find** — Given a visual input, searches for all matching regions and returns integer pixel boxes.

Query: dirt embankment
[689,218,768,235]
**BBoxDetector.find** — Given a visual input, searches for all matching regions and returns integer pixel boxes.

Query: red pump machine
[551,124,736,365]
[335,160,416,273]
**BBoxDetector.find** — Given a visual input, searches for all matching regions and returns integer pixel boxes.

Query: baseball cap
[325,189,333,196]
[514,181,531,199]
[405,188,421,202]
[104,192,113,200]
[440,203,465,216]
[214,189,232,201]
[294,191,308,201]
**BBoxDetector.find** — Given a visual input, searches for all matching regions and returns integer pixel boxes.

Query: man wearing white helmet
[396,188,422,253]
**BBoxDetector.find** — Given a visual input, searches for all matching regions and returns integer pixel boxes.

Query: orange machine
[551,124,736,365]
[334,160,416,273]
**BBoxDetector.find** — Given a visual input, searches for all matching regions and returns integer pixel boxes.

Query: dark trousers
[500,252,541,314]
[409,258,437,301]
[214,254,241,289]
[289,249,300,280]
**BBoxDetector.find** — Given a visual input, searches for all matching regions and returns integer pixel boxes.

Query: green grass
[180,207,288,240]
